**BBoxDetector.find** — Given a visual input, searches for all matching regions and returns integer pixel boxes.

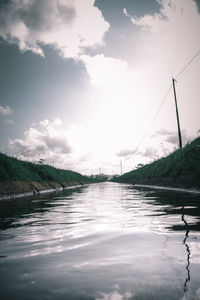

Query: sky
[0,0,200,175]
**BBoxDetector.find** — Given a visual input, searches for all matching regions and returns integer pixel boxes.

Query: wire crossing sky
[175,49,200,80]
[134,49,200,155]
[0,0,200,175]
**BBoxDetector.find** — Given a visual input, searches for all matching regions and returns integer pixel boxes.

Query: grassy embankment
[0,153,93,196]
[114,136,200,189]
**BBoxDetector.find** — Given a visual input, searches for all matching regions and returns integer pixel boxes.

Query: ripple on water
[0,182,200,299]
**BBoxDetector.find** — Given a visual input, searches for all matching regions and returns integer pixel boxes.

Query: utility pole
[172,78,182,149]
[120,160,123,175]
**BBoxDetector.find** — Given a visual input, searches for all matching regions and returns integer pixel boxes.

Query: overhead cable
[132,49,200,154]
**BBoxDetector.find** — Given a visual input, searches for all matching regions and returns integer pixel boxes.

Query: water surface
[0,182,200,300]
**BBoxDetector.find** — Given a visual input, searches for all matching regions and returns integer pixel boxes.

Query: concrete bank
[0,183,86,201]
[133,184,200,195]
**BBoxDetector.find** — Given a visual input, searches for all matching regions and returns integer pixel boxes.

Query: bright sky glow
[0,0,200,175]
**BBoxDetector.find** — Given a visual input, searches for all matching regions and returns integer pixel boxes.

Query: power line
[133,49,200,154]
[133,84,172,154]
[175,50,200,80]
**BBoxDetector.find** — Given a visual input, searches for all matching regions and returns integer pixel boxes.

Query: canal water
[0,182,200,300]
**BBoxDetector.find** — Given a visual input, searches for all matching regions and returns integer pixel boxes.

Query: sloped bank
[0,180,87,200]
[114,136,200,191]
[0,153,93,200]
[132,184,200,195]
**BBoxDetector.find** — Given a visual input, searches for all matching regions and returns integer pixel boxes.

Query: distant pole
[120,161,122,175]
[172,78,182,149]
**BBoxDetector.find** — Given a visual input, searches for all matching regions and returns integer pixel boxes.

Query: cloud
[151,128,173,137]
[116,146,158,160]
[123,0,200,87]
[194,0,200,13]
[5,119,14,125]
[0,0,109,58]
[165,133,179,145]
[124,0,199,32]
[116,149,134,158]
[96,289,132,300]
[142,147,158,158]
[0,104,12,115]
[9,118,72,162]
[81,54,129,89]
[152,128,190,146]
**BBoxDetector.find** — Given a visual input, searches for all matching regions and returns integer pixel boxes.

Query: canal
[0,182,200,300]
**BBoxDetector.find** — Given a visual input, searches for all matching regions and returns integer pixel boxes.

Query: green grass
[114,137,200,188]
[0,153,93,184]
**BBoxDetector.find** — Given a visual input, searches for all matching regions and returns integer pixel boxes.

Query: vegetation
[0,152,92,185]
[114,137,200,189]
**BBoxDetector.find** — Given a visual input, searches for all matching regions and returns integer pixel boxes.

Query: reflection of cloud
[0,0,109,58]
[0,104,12,115]
[96,290,132,300]
[9,118,72,161]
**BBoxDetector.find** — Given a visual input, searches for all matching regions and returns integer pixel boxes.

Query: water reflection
[137,188,200,232]
[182,205,191,293]
[0,183,200,300]
[0,186,86,231]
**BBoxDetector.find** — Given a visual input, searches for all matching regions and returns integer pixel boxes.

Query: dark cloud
[92,0,161,61]
[116,146,158,159]
[194,0,200,13]
[0,0,76,55]
[142,147,158,158]
[20,0,76,32]
[44,136,71,154]
[152,128,190,146]
[151,129,172,137]
[11,136,71,158]
[116,149,133,157]
[12,142,46,158]
[9,119,72,159]
[0,42,91,147]
[0,0,109,57]
[57,3,76,23]
[95,0,161,23]
[165,134,179,145]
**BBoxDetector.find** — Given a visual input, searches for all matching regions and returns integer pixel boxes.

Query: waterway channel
[0,182,200,300]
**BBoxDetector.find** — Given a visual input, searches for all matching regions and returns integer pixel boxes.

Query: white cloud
[81,54,130,90]
[9,118,72,163]
[96,290,132,300]
[124,0,200,72]
[2,0,200,175]
[117,0,200,159]
[0,104,12,115]
[0,0,109,58]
